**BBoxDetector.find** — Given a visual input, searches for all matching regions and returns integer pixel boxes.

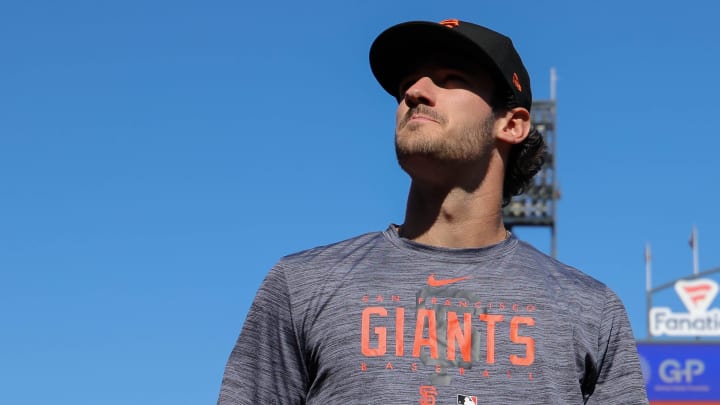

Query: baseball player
[218,19,648,404]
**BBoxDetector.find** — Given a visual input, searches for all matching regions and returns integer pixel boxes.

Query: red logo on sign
[675,279,719,313]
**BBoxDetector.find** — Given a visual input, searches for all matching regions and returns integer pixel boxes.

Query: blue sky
[2,1,720,403]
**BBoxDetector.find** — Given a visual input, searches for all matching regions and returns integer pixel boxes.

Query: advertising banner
[649,278,720,337]
[637,342,720,402]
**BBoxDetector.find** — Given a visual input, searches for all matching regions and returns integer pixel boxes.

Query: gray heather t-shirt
[219,226,648,404]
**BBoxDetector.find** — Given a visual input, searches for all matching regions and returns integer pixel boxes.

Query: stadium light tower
[503,68,560,257]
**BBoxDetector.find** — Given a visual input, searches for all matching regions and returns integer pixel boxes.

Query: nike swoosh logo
[427,274,470,287]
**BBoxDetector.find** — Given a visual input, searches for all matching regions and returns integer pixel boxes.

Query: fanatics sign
[649,279,720,337]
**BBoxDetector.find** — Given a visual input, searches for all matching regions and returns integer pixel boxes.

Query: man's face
[394,62,497,168]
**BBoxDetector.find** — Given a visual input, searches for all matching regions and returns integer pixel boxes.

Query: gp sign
[659,358,704,384]
[637,342,720,401]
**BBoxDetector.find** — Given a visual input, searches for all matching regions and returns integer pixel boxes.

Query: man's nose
[403,76,436,107]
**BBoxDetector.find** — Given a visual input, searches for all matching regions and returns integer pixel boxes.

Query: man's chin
[395,144,462,163]
[395,151,453,174]
[394,133,443,156]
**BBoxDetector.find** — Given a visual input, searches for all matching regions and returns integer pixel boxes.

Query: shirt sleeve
[584,288,649,405]
[218,265,309,404]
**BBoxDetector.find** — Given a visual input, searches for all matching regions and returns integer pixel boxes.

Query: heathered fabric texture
[218,226,648,404]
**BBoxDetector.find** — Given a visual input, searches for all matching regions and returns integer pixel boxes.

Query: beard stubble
[395,106,496,163]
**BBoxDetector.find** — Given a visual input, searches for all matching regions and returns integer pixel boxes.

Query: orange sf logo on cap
[512,72,523,92]
[439,19,460,28]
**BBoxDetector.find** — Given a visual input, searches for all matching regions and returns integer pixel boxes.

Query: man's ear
[496,107,531,145]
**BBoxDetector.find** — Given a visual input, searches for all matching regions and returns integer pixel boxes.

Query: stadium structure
[505,72,720,404]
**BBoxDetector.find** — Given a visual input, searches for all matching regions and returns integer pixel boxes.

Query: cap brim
[369,21,497,98]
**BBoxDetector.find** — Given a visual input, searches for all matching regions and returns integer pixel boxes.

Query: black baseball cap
[369,19,532,111]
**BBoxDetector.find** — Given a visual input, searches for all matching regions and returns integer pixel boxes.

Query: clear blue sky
[2,1,719,403]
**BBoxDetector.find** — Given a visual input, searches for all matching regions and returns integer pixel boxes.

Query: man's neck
[399,181,507,249]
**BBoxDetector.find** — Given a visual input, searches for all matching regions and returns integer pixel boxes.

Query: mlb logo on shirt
[457,394,478,405]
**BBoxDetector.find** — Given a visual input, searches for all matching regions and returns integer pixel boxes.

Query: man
[218,19,648,404]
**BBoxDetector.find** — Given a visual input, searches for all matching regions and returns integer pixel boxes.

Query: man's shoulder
[278,230,388,268]
[514,239,610,295]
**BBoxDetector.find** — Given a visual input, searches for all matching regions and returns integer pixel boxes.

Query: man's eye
[443,74,468,86]
[397,79,415,98]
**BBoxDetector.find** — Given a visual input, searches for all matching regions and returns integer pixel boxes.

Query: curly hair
[492,87,546,206]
